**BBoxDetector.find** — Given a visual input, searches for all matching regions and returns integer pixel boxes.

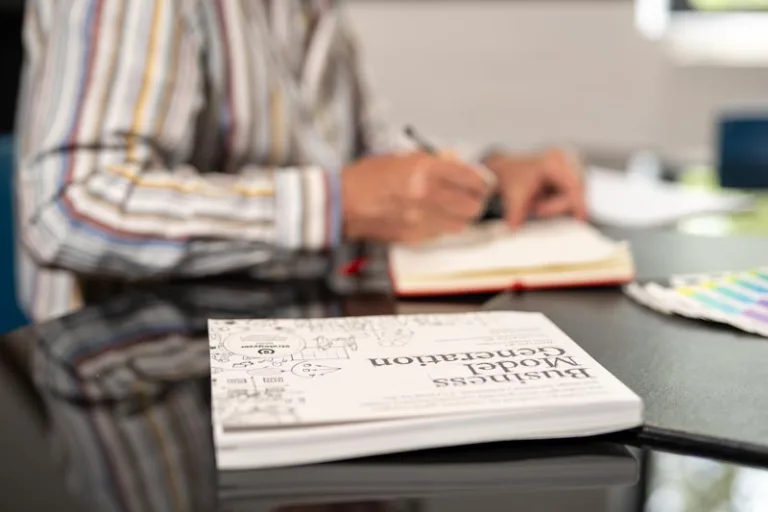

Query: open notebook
[389,218,635,296]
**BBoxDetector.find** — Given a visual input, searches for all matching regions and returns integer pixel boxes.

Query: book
[208,311,643,470]
[388,218,635,297]
[218,442,639,511]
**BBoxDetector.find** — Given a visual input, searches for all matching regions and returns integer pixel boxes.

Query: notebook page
[390,218,622,278]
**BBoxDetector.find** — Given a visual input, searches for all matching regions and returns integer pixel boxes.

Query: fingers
[499,149,587,228]
[502,167,540,229]
[353,211,464,245]
[402,153,490,226]
[422,156,492,198]
[541,149,588,220]
[358,152,493,244]
[398,203,469,242]
[379,194,475,245]
[501,149,587,227]
[341,152,490,245]
[532,194,573,218]
[425,183,487,220]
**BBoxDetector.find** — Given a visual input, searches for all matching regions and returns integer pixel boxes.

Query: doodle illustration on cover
[208,313,494,425]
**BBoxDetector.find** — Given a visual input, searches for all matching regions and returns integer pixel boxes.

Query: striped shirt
[15,0,405,323]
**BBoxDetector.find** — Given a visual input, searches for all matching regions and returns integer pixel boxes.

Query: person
[15,0,587,323]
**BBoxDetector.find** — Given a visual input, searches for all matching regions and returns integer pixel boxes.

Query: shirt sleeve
[17,0,342,280]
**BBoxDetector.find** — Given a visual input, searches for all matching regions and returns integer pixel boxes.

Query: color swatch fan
[624,268,768,337]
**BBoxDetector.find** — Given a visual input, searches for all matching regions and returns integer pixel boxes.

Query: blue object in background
[718,115,768,189]
[0,134,28,333]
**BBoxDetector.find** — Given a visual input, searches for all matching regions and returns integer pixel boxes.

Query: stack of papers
[586,168,754,228]
[625,268,768,337]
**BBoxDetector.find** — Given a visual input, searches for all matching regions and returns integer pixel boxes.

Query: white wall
[347,0,768,162]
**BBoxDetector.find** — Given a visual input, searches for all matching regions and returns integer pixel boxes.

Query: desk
[487,228,768,467]
[0,230,767,511]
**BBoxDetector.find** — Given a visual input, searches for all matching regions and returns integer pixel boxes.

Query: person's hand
[483,147,588,229]
[341,152,492,244]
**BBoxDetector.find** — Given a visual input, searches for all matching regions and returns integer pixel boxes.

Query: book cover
[209,312,640,430]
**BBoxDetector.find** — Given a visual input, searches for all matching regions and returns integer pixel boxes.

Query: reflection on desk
[646,451,768,511]
[1,283,352,512]
[0,281,767,511]
[219,443,637,511]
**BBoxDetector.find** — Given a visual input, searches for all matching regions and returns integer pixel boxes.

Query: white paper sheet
[586,167,754,228]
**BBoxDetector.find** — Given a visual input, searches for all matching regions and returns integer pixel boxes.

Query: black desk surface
[1,228,768,511]
[487,227,768,466]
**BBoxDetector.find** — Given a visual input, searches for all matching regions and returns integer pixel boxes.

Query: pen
[404,125,439,155]
[405,124,497,187]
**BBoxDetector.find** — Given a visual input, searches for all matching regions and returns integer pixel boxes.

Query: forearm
[20,155,341,279]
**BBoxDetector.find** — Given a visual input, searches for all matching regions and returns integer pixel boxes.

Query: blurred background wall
[348,0,768,163]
